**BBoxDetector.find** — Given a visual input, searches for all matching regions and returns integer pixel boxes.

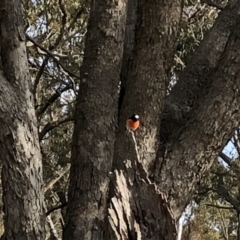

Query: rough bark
[109,169,176,240]
[63,0,127,239]
[155,15,240,220]
[109,0,182,239]
[114,0,183,171]
[0,0,45,239]
[160,0,240,143]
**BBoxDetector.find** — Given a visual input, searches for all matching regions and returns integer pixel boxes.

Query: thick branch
[63,1,128,238]
[155,15,240,219]
[111,0,183,238]
[160,0,240,143]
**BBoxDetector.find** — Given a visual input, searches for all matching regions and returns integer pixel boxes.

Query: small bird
[126,114,140,131]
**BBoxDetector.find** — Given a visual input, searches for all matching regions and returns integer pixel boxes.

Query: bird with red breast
[126,114,140,131]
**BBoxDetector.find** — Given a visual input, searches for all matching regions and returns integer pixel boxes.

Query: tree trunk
[154,14,240,219]
[0,0,45,239]
[108,0,182,239]
[63,0,127,239]
[160,0,240,143]
[65,0,240,239]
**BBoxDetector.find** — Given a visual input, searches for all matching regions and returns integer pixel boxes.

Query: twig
[67,4,86,31]
[53,0,67,48]
[46,215,62,239]
[206,203,234,210]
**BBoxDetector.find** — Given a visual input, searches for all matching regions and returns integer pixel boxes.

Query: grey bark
[155,14,240,219]
[109,0,183,239]
[0,0,45,239]
[160,0,240,143]
[63,0,127,239]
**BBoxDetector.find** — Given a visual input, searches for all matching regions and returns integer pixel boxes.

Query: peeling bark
[109,169,176,240]
[0,0,45,239]
[63,0,127,239]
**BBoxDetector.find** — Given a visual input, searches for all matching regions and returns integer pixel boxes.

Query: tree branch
[215,185,240,213]
[36,85,71,117]
[160,0,240,143]
[46,202,67,216]
[39,116,74,141]
[52,0,67,48]
[33,56,50,104]
[67,4,86,31]
[219,152,232,166]
[43,165,70,193]
[155,14,240,219]
[206,204,234,210]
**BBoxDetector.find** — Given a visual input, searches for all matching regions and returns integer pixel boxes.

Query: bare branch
[219,152,232,166]
[33,56,50,104]
[44,165,70,193]
[36,85,71,117]
[206,204,234,210]
[39,116,74,141]
[46,202,67,216]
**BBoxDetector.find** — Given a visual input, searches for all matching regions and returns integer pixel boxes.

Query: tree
[1,0,87,238]
[0,0,45,239]
[2,0,240,239]
[64,0,240,239]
